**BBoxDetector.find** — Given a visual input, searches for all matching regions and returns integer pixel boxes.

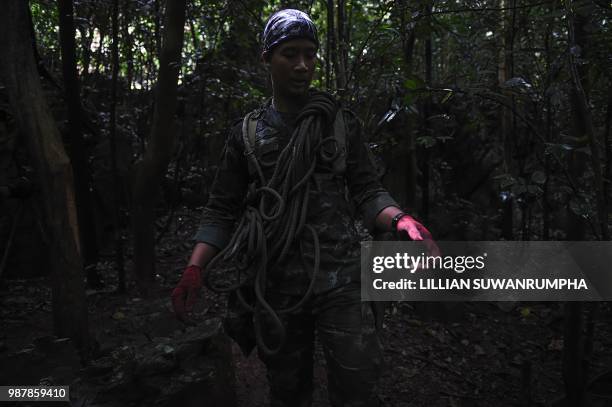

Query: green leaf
[403,93,414,106]
[404,79,418,90]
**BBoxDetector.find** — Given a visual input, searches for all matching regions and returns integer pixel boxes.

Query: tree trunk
[78,24,93,82]
[563,302,585,406]
[542,2,554,241]
[565,0,591,241]
[58,0,101,287]
[154,0,163,57]
[188,11,199,52]
[121,1,134,90]
[325,0,333,91]
[400,3,417,210]
[326,0,338,92]
[0,0,90,353]
[421,0,433,221]
[77,6,95,84]
[566,19,608,241]
[336,0,347,94]
[132,0,187,295]
[111,0,126,293]
[499,0,514,240]
[92,26,106,78]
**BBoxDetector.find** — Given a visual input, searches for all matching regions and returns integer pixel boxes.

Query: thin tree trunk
[336,0,347,94]
[188,14,199,51]
[325,0,332,91]
[346,0,352,54]
[567,0,606,240]
[77,6,94,83]
[93,25,106,78]
[542,6,553,241]
[511,0,530,241]
[58,0,101,287]
[499,0,514,240]
[122,1,134,90]
[421,0,433,221]
[565,0,589,241]
[565,58,607,240]
[563,302,585,406]
[78,24,93,82]
[132,0,187,296]
[401,7,417,210]
[0,0,90,354]
[154,0,163,57]
[326,0,337,92]
[111,0,126,293]
[394,0,417,209]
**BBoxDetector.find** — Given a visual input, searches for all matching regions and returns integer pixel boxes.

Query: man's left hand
[396,215,441,256]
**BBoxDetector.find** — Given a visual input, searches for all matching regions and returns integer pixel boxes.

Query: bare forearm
[187,242,219,272]
[374,206,404,232]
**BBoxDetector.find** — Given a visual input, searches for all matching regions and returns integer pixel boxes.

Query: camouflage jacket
[194,103,398,294]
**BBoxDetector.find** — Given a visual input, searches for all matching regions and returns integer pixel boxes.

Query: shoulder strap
[332,108,347,174]
[247,113,257,150]
[242,110,262,181]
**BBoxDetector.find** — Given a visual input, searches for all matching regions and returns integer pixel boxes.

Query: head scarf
[262,9,319,53]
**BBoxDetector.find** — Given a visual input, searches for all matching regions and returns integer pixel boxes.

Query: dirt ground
[2,209,612,406]
[230,300,612,407]
[3,275,612,406]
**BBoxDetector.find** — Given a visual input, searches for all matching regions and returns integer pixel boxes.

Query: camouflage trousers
[227,282,383,407]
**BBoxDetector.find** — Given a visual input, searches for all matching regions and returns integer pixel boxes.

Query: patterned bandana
[262,9,319,53]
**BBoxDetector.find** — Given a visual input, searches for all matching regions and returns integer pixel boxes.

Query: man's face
[266,38,317,98]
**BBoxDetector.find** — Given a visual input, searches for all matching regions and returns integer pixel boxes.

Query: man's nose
[295,55,308,71]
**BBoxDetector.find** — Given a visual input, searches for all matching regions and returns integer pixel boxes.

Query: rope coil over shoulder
[204,91,344,356]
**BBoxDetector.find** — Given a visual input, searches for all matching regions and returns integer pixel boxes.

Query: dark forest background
[0,0,611,406]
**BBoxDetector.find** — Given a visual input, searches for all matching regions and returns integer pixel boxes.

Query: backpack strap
[331,108,347,174]
[248,113,258,150]
[241,110,262,181]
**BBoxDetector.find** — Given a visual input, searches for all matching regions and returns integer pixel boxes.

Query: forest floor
[2,207,612,407]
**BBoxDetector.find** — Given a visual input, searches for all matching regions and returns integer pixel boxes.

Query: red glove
[171,265,203,321]
[396,215,441,257]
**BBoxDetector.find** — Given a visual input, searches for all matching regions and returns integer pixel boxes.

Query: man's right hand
[171,264,203,322]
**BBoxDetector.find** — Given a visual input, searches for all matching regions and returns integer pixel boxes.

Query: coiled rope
[204,91,340,355]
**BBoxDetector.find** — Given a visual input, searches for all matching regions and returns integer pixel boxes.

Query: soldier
[172,9,436,407]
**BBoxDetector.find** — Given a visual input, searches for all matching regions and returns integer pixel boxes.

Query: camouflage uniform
[194,103,397,406]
